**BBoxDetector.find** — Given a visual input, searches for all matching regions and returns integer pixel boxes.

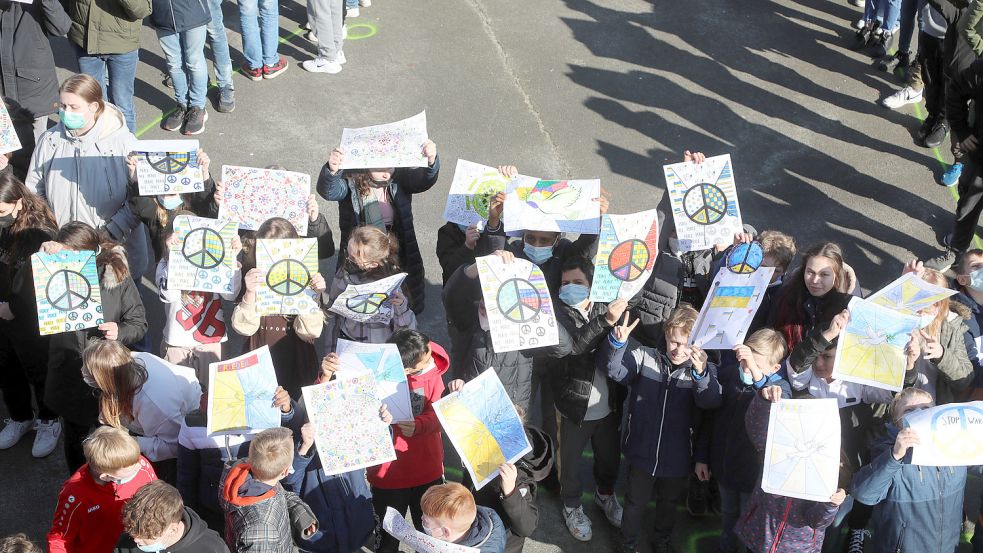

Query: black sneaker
[182,107,208,136]
[917,117,935,143]
[162,105,187,132]
[853,20,879,51]
[652,536,676,553]
[924,121,949,148]
[878,50,910,73]
[843,528,868,553]
[685,475,709,518]
[217,86,235,113]
[871,30,894,58]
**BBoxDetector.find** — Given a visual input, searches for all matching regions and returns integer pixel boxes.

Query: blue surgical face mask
[523,243,553,264]
[137,542,166,553]
[456,223,469,232]
[918,314,936,329]
[59,109,87,130]
[559,284,589,306]
[969,267,983,292]
[739,369,754,386]
[158,195,183,210]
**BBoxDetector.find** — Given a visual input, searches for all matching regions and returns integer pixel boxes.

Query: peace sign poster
[662,154,744,252]
[589,209,659,302]
[31,250,104,336]
[476,255,558,353]
[256,238,320,316]
[134,140,204,196]
[328,272,407,324]
[906,401,983,466]
[167,215,239,294]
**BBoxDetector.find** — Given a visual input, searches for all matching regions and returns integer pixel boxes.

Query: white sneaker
[359,0,370,5]
[32,419,61,458]
[307,30,318,44]
[0,418,35,449]
[347,7,360,17]
[342,24,348,39]
[594,491,624,528]
[852,18,866,30]
[302,57,343,74]
[881,86,923,109]
[563,505,592,542]
[336,51,347,64]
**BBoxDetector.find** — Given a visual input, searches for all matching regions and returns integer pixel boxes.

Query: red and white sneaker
[263,58,289,79]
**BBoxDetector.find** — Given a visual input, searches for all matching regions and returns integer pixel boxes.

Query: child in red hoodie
[47,427,158,553]
[369,329,449,553]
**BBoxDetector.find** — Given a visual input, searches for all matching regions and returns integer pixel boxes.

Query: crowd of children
[1,1,983,551]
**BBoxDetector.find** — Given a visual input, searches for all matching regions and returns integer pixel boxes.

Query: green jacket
[960,0,983,57]
[65,0,151,55]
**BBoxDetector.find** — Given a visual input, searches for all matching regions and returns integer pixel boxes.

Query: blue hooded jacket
[851,423,967,553]
[597,335,722,477]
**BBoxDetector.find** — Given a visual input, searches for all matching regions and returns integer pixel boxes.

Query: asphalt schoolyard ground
[1,0,982,551]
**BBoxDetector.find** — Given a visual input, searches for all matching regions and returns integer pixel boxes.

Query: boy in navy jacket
[596,304,722,553]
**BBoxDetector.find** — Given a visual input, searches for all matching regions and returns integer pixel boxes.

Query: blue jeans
[238,0,280,69]
[157,26,209,108]
[345,0,356,8]
[72,44,138,132]
[873,0,901,32]
[717,484,751,553]
[207,0,234,88]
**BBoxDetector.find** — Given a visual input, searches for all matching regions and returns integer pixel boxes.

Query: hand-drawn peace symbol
[683,183,728,225]
[608,239,650,282]
[181,228,225,270]
[727,242,764,274]
[496,278,542,323]
[346,292,389,314]
[929,404,983,459]
[266,259,310,296]
[145,152,192,174]
[46,270,92,311]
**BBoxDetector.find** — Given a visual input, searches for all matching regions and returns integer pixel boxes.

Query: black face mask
[0,213,15,229]
[344,257,365,275]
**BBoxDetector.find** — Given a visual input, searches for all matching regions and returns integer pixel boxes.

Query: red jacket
[47,457,157,553]
[368,341,448,489]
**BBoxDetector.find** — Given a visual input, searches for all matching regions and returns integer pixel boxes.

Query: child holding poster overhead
[596,304,721,552]
[733,385,847,553]
[322,225,416,349]
[232,217,326,399]
[317,140,439,314]
[851,388,967,553]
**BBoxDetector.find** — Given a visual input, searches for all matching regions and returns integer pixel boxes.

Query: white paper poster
[382,507,479,553]
[443,159,534,227]
[589,210,659,302]
[662,154,743,252]
[503,176,601,234]
[166,215,238,294]
[207,346,280,436]
[762,399,841,502]
[690,266,775,349]
[328,272,407,324]
[907,401,983,466]
[339,111,429,169]
[336,339,414,423]
[476,255,558,353]
[218,165,311,235]
[255,238,320,316]
[134,140,203,196]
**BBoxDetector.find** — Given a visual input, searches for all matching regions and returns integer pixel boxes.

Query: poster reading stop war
[906,401,983,466]
[662,154,744,252]
[134,140,204,195]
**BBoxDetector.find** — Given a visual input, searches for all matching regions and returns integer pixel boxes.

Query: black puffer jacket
[443,265,572,411]
[44,247,148,425]
[0,0,71,118]
[470,426,554,553]
[550,301,623,424]
[317,156,440,315]
[149,0,208,34]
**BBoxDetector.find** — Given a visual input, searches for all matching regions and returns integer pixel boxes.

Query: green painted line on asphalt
[135,26,309,138]
[345,22,378,40]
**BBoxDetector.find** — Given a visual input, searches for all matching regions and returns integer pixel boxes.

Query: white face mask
[969,266,983,292]
[918,313,936,329]
[105,468,139,485]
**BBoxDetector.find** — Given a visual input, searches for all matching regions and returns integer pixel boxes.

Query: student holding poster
[317,139,439,314]
[852,388,967,553]
[0,173,60,457]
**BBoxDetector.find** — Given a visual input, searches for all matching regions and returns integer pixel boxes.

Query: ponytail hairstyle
[772,242,846,349]
[58,74,106,120]
[345,224,400,279]
[55,222,128,282]
[241,217,300,275]
[81,340,148,429]
[0,172,57,258]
